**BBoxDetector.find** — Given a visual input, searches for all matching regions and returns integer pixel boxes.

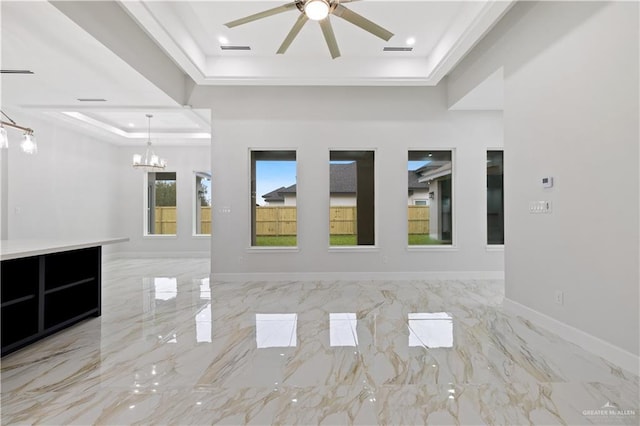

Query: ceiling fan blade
[277,13,309,54]
[320,18,340,59]
[225,2,299,28]
[332,4,393,41]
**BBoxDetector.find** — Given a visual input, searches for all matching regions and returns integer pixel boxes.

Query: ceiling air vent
[383,47,413,52]
[77,98,107,102]
[220,46,251,51]
[0,69,34,74]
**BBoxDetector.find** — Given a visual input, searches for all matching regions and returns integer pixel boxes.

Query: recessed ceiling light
[128,122,135,127]
[218,36,229,45]
[406,37,416,46]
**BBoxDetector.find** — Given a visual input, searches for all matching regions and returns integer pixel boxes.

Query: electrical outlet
[554,290,564,305]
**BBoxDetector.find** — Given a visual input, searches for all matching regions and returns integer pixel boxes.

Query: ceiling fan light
[305,0,329,21]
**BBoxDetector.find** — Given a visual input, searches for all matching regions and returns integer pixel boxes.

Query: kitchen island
[1,237,128,356]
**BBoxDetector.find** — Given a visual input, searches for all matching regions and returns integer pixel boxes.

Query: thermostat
[542,177,554,188]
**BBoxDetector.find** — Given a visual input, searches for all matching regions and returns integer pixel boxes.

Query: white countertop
[0,237,129,261]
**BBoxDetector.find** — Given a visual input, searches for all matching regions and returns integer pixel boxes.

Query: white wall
[189,84,504,279]
[449,1,639,358]
[329,194,357,207]
[116,145,211,257]
[4,111,121,254]
[408,190,429,206]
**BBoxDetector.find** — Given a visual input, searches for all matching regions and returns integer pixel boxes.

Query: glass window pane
[408,151,452,245]
[195,173,211,235]
[147,172,176,235]
[329,151,375,246]
[487,150,504,245]
[252,151,297,247]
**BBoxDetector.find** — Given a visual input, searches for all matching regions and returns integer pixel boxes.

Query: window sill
[406,245,458,252]
[192,234,212,239]
[246,247,300,253]
[143,234,177,239]
[328,246,380,253]
[486,244,504,252]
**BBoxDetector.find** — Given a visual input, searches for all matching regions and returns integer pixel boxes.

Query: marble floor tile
[1,258,638,425]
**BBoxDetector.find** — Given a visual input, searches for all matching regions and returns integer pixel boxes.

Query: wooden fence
[408,206,430,234]
[329,206,357,235]
[199,207,212,234]
[255,206,297,236]
[154,207,177,234]
[257,205,429,236]
[154,205,429,236]
[154,206,212,235]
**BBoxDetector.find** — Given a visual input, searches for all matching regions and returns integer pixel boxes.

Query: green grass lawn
[408,234,445,245]
[329,235,357,246]
[255,236,297,246]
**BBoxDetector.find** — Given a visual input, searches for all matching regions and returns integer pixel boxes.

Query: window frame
[143,171,178,238]
[248,149,299,250]
[193,171,212,237]
[486,149,505,249]
[327,148,378,251]
[406,148,457,251]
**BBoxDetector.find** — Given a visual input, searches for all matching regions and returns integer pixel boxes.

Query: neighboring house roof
[262,162,428,201]
[262,186,287,203]
[416,161,452,182]
[329,163,357,193]
[408,170,429,191]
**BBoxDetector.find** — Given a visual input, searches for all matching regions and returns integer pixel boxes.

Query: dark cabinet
[1,247,101,356]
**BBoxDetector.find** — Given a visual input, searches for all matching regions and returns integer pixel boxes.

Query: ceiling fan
[224,0,393,59]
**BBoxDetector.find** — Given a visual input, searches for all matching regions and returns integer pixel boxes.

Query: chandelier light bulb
[0,126,8,149]
[305,0,330,21]
[20,132,37,155]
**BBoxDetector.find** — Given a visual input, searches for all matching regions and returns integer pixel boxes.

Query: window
[251,151,297,247]
[408,151,453,245]
[194,172,211,236]
[487,150,504,245]
[146,172,177,235]
[329,151,375,246]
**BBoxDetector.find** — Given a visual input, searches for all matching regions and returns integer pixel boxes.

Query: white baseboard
[211,270,504,282]
[503,298,639,375]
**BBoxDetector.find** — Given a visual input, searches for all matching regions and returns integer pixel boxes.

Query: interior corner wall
[116,145,211,257]
[449,1,639,356]
[192,84,504,279]
[4,111,121,254]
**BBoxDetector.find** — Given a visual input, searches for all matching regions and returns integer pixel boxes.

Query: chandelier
[132,114,166,171]
[0,110,37,154]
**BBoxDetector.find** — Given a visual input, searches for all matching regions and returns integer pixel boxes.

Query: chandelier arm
[0,110,17,125]
[1,120,34,134]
